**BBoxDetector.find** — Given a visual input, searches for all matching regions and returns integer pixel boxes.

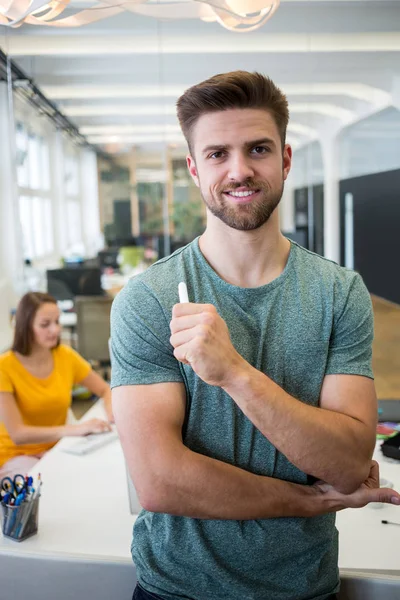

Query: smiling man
[111,72,400,600]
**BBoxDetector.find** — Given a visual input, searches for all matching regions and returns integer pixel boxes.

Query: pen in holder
[0,474,42,542]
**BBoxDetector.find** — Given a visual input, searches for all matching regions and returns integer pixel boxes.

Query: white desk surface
[0,401,135,563]
[337,443,400,571]
[0,402,399,572]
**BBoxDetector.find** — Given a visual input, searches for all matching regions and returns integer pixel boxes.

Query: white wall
[0,83,24,300]
[290,141,324,188]
[0,279,14,353]
[339,106,400,180]
[0,83,22,350]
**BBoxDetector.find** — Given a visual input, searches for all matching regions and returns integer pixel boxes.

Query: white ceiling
[0,0,400,163]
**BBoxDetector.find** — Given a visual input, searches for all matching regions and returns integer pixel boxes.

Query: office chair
[75,296,113,379]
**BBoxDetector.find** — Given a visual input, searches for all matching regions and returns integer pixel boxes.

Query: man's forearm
[138,444,327,519]
[222,363,371,494]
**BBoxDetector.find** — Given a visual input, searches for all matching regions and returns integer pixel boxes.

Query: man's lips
[222,189,260,203]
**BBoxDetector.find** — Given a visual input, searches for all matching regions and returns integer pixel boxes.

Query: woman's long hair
[12,292,59,356]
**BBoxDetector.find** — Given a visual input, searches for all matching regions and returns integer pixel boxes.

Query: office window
[16,123,29,188]
[16,123,51,191]
[28,135,41,190]
[16,121,54,259]
[65,154,80,197]
[19,196,35,259]
[41,141,51,191]
[64,150,82,249]
[19,196,54,259]
[66,199,82,247]
[26,134,50,191]
[43,198,53,254]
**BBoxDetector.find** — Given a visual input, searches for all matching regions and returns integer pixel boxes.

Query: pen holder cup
[0,495,40,542]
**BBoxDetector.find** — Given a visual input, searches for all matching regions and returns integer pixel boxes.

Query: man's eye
[210,151,224,159]
[251,146,270,155]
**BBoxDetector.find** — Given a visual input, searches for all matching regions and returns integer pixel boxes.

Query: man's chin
[208,204,276,231]
[222,217,272,231]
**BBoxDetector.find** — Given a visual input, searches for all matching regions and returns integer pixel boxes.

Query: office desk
[337,443,400,573]
[0,401,137,600]
[101,268,146,299]
[101,272,132,298]
[0,401,399,600]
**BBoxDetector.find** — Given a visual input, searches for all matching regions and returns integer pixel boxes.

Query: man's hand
[313,460,400,511]
[170,303,245,387]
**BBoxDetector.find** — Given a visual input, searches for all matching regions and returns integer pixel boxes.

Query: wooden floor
[371,295,400,400]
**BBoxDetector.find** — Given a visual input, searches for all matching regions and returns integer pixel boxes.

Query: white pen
[178,281,189,303]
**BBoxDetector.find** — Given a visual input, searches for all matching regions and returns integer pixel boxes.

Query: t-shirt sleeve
[0,363,14,393]
[110,278,184,388]
[62,345,92,384]
[325,272,374,379]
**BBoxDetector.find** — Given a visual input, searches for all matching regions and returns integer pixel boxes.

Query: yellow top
[0,344,91,466]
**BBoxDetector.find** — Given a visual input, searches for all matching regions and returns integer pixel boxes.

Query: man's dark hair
[176,71,289,154]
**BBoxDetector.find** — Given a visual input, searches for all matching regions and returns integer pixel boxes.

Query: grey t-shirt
[111,238,374,600]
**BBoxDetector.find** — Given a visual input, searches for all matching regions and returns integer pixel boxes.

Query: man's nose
[227,154,255,183]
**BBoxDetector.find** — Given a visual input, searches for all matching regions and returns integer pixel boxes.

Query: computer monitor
[378,400,400,422]
[98,249,120,270]
[47,267,103,300]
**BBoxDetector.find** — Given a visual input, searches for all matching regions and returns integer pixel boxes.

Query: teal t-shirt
[111,238,374,600]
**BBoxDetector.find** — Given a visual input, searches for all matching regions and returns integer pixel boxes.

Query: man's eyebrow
[201,144,229,156]
[201,138,276,155]
[245,137,276,149]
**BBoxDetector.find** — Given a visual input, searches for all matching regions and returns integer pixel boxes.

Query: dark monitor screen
[98,249,120,270]
[47,267,103,299]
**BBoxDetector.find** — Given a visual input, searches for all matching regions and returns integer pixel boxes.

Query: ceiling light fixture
[0,0,280,31]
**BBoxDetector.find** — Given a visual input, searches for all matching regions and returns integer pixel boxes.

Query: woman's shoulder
[54,343,75,357]
[54,344,82,363]
[0,350,15,369]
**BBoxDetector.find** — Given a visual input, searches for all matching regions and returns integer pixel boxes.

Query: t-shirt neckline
[192,236,295,294]
[11,349,57,382]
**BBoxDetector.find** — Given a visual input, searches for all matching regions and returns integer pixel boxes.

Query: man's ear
[186,154,200,187]
[283,144,292,181]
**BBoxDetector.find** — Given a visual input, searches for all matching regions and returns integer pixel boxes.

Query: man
[111,71,399,600]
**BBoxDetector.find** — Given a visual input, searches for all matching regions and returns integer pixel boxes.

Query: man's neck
[199,211,291,289]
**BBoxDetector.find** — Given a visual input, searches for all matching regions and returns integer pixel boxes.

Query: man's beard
[200,178,284,231]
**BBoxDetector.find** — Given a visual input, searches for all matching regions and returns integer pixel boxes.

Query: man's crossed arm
[170,302,381,495]
[113,381,400,520]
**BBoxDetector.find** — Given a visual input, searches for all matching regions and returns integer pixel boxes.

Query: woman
[0,292,113,478]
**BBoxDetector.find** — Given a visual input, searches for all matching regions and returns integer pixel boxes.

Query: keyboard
[61,428,119,456]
